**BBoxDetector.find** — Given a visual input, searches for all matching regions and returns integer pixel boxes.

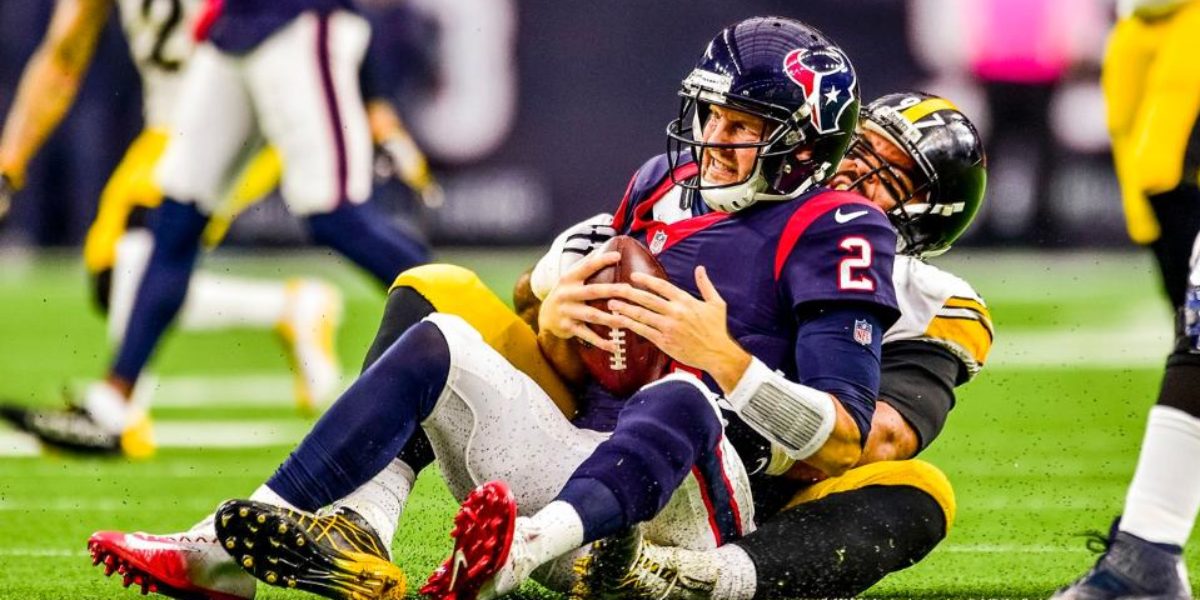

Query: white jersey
[883,255,993,380]
[115,0,204,127]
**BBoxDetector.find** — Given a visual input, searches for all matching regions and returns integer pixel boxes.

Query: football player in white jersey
[0,0,436,458]
[1055,0,1200,597]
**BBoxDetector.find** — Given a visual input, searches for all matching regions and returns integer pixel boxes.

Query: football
[579,235,671,396]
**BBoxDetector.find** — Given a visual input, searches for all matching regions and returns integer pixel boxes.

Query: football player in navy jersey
[84,17,904,600]
[417,17,908,600]
[564,92,989,600]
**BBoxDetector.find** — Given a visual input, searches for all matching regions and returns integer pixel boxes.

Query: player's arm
[719,204,899,476]
[859,341,963,463]
[514,264,590,387]
[604,266,890,476]
[0,0,111,189]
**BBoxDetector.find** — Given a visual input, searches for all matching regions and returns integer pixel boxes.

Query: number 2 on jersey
[838,237,874,291]
[143,0,183,71]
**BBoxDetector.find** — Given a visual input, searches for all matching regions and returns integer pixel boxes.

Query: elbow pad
[726,358,837,461]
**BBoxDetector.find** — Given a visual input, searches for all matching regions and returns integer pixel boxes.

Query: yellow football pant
[786,459,957,533]
[1103,1,1200,244]
[390,264,578,417]
[82,128,283,274]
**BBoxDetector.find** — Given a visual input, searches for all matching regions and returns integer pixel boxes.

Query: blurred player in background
[1055,0,1200,598]
[0,0,434,459]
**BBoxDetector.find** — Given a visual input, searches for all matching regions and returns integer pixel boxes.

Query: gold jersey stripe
[901,97,960,124]
[926,315,993,363]
[942,296,994,336]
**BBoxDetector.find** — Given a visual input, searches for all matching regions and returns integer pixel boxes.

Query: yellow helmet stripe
[901,97,959,124]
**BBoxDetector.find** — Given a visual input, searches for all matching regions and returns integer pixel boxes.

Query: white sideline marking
[989,309,1172,369]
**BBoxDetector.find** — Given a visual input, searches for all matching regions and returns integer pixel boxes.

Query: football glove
[374,133,444,209]
[0,173,15,222]
[530,213,616,300]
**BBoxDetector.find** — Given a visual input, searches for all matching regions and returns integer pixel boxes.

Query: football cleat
[88,529,255,599]
[422,481,532,600]
[1052,519,1192,600]
[0,403,155,459]
[213,499,405,600]
[277,279,343,414]
[570,528,716,600]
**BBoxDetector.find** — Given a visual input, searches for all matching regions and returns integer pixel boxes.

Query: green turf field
[0,248,1195,598]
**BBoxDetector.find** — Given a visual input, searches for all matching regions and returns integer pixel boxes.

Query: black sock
[361,286,438,473]
[736,485,946,599]
[361,286,436,372]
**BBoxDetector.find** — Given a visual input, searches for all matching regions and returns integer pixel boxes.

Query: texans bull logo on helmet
[783,48,856,135]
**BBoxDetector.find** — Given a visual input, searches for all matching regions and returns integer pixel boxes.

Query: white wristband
[726,357,837,460]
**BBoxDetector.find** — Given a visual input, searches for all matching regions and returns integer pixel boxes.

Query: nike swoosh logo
[834,208,869,223]
[448,548,469,589]
[750,456,770,476]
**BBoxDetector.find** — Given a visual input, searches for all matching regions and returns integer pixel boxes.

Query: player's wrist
[708,344,753,395]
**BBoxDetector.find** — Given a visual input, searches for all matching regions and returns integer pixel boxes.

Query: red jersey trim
[629,162,700,232]
[773,192,881,281]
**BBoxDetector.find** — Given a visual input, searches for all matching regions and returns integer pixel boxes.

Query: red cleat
[421,481,519,600]
[88,530,255,599]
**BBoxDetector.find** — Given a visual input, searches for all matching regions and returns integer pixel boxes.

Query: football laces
[608,327,627,371]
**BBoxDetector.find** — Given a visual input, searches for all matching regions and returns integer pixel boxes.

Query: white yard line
[0,421,310,456]
[130,374,308,408]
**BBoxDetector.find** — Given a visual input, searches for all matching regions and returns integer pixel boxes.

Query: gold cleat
[214,499,404,600]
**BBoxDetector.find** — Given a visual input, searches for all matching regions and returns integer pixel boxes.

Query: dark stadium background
[0,0,1122,248]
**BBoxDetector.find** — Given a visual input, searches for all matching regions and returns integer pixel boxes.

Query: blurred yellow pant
[1103,1,1200,243]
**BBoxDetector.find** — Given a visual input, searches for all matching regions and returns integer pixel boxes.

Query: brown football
[579,235,671,397]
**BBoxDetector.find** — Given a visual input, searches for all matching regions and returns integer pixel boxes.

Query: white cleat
[278,279,343,414]
[88,529,256,599]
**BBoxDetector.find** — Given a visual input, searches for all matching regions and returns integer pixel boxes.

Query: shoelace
[619,549,682,600]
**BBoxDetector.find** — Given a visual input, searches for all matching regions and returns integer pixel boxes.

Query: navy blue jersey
[574,154,900,442]
[203,0,357,54]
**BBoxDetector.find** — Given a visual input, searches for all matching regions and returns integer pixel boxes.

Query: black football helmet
[666,16,860,212]
[850,92,986,256]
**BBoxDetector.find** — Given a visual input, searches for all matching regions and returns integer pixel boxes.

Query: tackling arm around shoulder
[0,0,111,187]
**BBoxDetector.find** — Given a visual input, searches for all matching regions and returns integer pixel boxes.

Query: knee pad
[787,459,956,532]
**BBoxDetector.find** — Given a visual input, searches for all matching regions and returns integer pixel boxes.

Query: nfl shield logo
[853,319,873,346]
[649,230,668,255]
